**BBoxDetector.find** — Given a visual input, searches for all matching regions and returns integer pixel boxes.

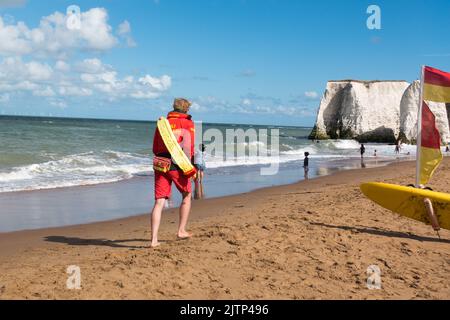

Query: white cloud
[0,56,172,102]
[0,80,37,92]
[304,91,318,99]
[117,20,136,47]
[76,58,111,74]
[125,37,136,48]
[0,18,33,55]
[126,37,137,47]
[0,57,53,83]
[15,80,39,91]
[129,75,172,99]
[26,60,53,80]
[118,20,131,35]
[55,60,70,72]
[33,86,55,97]
[36,8,118,56]
[138,75,171,92]
[193,95,314,117]
[59,86,93,97]
[0,8,168,107]
[189,102,207,112]
[49,99,67,108]
[0,8,121,58]
[242,98,252,106]
[130,91,160,99]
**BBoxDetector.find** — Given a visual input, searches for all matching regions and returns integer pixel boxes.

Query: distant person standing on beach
[303,152,309,179]
[194,143,206,199]
[446,143,449,152]
[150,98,196,248]
[360,144,365,158]
[395,139,402,155]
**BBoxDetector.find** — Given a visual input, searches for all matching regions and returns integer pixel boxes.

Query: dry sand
[0,159,449,299]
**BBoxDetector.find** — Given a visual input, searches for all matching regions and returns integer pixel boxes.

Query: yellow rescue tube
[157,117,196,177]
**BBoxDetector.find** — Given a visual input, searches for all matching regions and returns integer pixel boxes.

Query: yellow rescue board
[360,182,450,231]
[157,117,195,177]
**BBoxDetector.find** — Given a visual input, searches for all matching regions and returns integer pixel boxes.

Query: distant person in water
[194,143,206,199]
[373,149,377,157]
[360,144,365,158]
[303,152,309,179]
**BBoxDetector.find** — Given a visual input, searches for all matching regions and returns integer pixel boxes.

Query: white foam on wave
[0,151,152,193]
[0,166,35,181]
[330,140,361,149]
[0,140,430,193]
[281,145,318,155]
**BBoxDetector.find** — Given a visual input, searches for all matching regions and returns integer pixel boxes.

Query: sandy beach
[0,158,449,300]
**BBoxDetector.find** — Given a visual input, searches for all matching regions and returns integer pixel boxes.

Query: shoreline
[1,159,412,248]
[0,157,402,235]
[0,155,405,234]
[0,158,449,299]
[0,153,404,196]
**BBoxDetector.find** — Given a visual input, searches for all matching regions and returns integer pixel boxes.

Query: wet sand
[0,159,449,299]
[0,156,394,233]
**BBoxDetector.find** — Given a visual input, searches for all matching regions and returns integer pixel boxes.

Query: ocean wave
[329,139,361,149]
[0,141,425,193]
[0,151,152,193]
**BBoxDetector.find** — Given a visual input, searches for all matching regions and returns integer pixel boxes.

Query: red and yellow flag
[417,66,450,185]
[423,66,450,103]
[419,101,443,185]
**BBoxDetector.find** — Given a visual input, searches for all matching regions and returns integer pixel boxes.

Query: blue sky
[0,0,449,126]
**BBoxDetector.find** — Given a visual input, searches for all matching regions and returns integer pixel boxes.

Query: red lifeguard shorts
[154,170,192,199]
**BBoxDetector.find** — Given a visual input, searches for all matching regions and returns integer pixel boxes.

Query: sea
[0,115,418,194]
[0,115,427,232]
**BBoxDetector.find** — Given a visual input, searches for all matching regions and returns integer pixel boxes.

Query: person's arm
[152,128,160,155]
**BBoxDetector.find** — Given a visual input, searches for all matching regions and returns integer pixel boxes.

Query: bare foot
[150,241,161,248]
[177,231,193,239]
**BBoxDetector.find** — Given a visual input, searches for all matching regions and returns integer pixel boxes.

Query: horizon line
[0,114,313,129]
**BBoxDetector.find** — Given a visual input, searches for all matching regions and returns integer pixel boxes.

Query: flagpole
[415,66,425,187]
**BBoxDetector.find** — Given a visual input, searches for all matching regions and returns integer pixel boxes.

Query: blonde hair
[173,98,192,113]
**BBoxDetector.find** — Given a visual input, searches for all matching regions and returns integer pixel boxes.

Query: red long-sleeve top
[153,111,195,161]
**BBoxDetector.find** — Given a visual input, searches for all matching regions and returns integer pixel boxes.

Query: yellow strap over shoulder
[157,117,196,177]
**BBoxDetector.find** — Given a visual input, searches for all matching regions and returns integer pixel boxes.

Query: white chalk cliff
[310,80,450,143]
[399,80,450,143]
